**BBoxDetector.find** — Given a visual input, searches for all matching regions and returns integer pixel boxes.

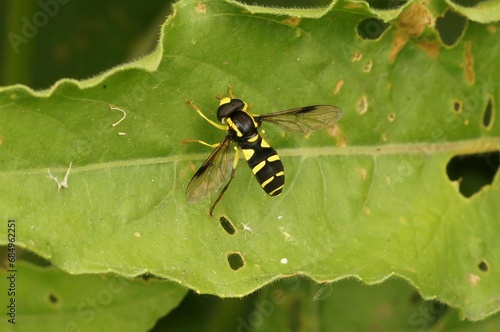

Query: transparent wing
[185,136,233,203]
[256,105,343,134]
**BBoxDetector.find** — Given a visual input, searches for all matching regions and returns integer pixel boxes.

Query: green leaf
[1,0,499,322]
[0,261,187,331]
[251,277,448,331]
[446,0,500,23]
[0,0,169,89]
[239,0,410,21]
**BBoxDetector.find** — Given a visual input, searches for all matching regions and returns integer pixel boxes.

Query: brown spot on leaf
[390,3,436,62]
[360,168,367,180]
[344,3,363,9]
[328,124,345,147]
[333,79,344,95]
[396,3,435,37]
[418,40,440,59]
[486,24,496,33]
[352,52,362,62]
[464,42,475,84]
[195,2,206,14]
[468,274,480,286]
[337,134,347,147]
[363,60,373,73]
[390,30,408,63]
[327,122,340,137]
[282,16,301,26]
[357,95,368,115]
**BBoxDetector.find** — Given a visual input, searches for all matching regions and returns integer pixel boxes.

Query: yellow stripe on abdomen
[252,160,266,174]
[267,155,280,162]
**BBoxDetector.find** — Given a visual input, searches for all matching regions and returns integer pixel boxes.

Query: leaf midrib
[4,137,499,175]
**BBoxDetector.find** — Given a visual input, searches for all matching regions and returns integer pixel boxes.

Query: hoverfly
[183,87,342,216]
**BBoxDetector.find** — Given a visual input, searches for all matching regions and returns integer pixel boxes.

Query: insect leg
[185,99,226,131]
[227,85,235,99]
[209,147,240,216]
[181,139,220,148]
[225,85,255,115]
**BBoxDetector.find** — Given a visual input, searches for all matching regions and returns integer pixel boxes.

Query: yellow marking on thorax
[219,97,231,106]
[239,102,258,128]
[275,171,285,177]
[249,114,258,128]
[247,135,259,143]
[226,118,243,137]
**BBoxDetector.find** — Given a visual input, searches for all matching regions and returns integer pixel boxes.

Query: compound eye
[217,99,245,122]
[231,99,245,109]
[217,103,235,122]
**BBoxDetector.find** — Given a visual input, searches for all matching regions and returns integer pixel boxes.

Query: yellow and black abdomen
[239,135,285,196]
[227,110,285,196]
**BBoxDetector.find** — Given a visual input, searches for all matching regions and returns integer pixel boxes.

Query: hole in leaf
[227,252,245,271]
[365,0,408,10]
[483,97,493,128]
[446,151,500,197]
[435,10,467,46]
[453,99,462,113]
[48,292,60,305]
[478,260,489,272]
[357,18,390,40]
[219,216,236,235]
